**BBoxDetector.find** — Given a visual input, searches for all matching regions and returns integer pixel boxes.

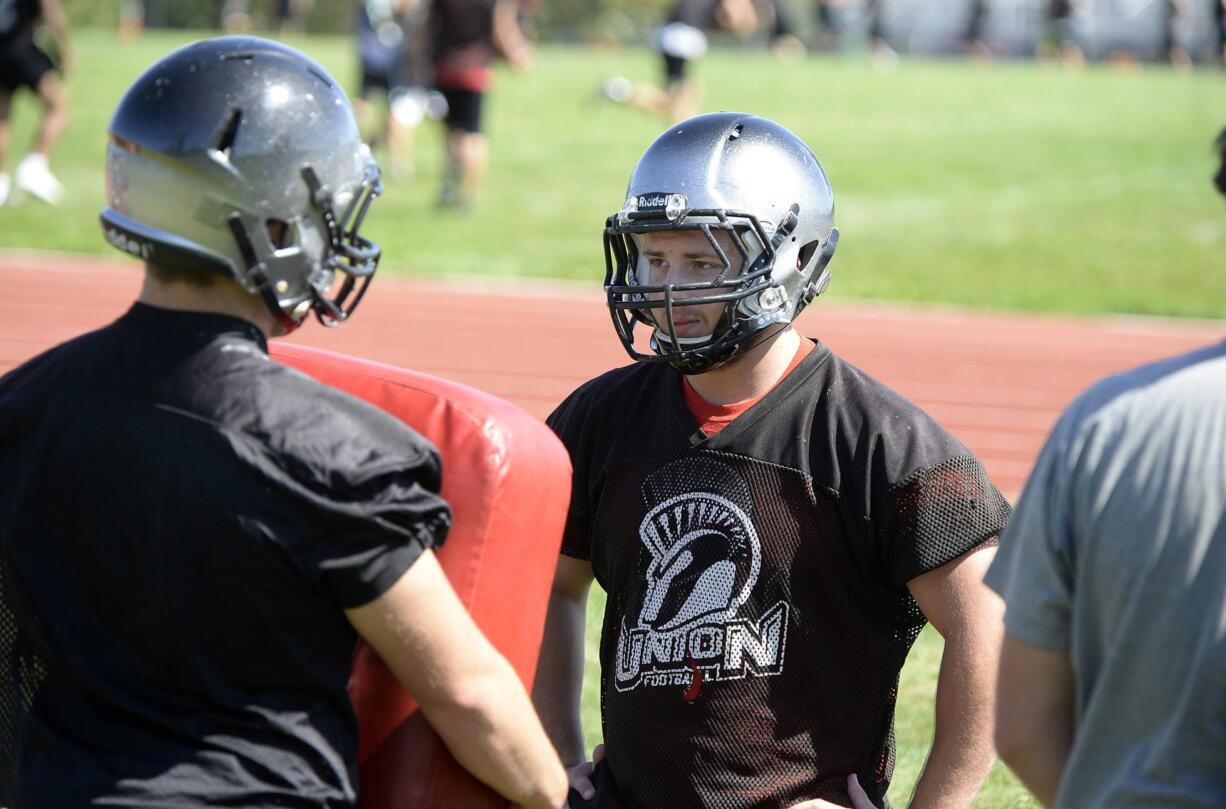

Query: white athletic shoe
[15,153,64,206]
[0,173,10,206]
[600,75,633,104]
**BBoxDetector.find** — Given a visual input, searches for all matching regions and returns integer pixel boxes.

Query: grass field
[1,29,1224,318]
[1,29,1218,808]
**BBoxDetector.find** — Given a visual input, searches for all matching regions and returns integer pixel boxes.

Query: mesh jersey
[547,341,1010,809]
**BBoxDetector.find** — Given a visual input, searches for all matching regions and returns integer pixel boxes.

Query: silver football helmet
[604,112,838,373]
[101,36,382,331]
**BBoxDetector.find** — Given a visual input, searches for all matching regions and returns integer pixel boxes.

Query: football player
[429,0,533,208]
[0,0,71,205]
[534,112,1011,808]
[600,0,758,124]
[0,37,566,809]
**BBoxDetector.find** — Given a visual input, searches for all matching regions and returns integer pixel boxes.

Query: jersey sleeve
[297,454,452,609]
[983,411,1080,653]
[874,452,1011,589]
[255,376,453,610]
[546,389,594,561]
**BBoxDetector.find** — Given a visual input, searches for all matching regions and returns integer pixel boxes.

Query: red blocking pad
[270,342,572,809]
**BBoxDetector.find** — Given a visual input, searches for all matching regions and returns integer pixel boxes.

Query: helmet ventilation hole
[210,107,243,160]
[266,219,293,249]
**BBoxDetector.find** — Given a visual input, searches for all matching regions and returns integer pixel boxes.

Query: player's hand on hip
[789,774,878,809]
[563,743,604,807]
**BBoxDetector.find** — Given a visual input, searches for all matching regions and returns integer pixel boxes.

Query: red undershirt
[681,338,815,436]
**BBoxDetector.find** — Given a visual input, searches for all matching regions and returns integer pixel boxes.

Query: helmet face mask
[603,113,839,374]
[605,208,782,374]
[100,36,383,331]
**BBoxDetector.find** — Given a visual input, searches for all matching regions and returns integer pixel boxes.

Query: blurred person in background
[761,0,805,59]
[220,0,253,33]
[1037,0,1084,69]
[811,0,846,53]
[117,0,145,41]
[597,0,759,124]
[430,0,533,209]
[274,0,313,36]
[962,0,992,61]
[1217,0,1225,65]
[1163,0,1193,72]
[0,0,69,206]
[864,0,897,69]
[356,0,435,179]
[0,35,567,809]
[987,131,1226,809]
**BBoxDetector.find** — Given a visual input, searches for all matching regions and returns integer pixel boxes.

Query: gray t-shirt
[985,341,1226,809]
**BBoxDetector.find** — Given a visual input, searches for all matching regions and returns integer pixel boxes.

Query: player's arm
[492,0,534,70]
[993,634,1075,808]
[38,0,71,70]
[715,0,759,36]
[532,554,593,762]
[532,555,598,795]
[903,542,1004,809]
[346,549,568,809]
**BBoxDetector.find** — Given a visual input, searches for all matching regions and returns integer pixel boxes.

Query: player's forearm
[491,0,530,61]
[40,0,69,43]
[422,652,568,809]
[993,734,1067,808]
[994,636,1075,808]
[531,589,589,764]
[907,630,998,809]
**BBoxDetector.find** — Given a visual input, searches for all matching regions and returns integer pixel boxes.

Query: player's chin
[653,318,712,339]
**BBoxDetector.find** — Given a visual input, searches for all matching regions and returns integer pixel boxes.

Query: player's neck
[684,327,802,406]
[137,271,279,339]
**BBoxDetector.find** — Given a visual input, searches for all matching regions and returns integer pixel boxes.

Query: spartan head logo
[636,458,761,633]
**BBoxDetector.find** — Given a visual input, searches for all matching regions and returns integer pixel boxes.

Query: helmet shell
[606,113,838,372]
[102,36,381,327]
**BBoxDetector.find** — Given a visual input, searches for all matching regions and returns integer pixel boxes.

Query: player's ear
[266,219,292,249]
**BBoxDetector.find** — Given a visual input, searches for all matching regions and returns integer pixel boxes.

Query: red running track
[3,253,1223,497]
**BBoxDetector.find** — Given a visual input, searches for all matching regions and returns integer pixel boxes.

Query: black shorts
[439,86,483,134]
[0,35,55,94]
[359,65,400,99]
[663,53,688,83]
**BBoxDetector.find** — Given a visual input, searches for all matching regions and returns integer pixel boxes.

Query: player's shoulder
[1050,340,1226,456]
[820,350,951,442]
[806,349,975,497]
[548,361,666,430]
[256,356,442,474]
[0,322,121,397]
[178,344,442,501]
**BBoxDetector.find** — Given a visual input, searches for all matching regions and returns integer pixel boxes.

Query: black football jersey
[0,304,449,807]
[547,341,1010,809]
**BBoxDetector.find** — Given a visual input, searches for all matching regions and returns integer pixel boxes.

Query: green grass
[2,29,1225,317]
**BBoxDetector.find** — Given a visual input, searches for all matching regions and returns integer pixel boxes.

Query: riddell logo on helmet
[637,194,670,210]
[104,227,153,260]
